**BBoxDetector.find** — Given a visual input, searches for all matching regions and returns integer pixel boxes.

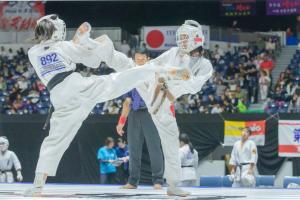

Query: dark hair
[190,46,203,55]
[117,138,126,144]
[243,127,252,135]
[105,137,114,146]
[134,47,149,57]
[34,19,56,43]
[179,133,194,154]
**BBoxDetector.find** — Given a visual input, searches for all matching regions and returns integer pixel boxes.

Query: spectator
[7,48,14,61]
[97,137,118,184]
[237,98,248,113]
[265,38,276,55]
[0,76,7,91]
[245,60,259,103]
[286,82,298,100]
[215,80,227,97]
[211,104,223,114]
[115,138,129,184]
[288,94,300,113]
[226,62,239,78]
[119,40,131,57]
[139,42,148,52]
[213,44,224,61]
[17,76,29,94]
[236,85,247,100]
[129,34,138,57]
[0,46,6,57]
[286,27,294,37]
[259,71,271,101]
[255,37,265,53]
[12,94,23,113]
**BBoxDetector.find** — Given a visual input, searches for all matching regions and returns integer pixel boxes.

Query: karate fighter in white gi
[0,137,23,183]
[135,20,213,196]
[229,127,258,187]
[179,133,198,187]
[24,14,187,196]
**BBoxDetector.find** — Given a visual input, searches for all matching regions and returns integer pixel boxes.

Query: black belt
[0,170,12,173]
[47,71,74,91]
[238,162,251,166]
[181,165,193,168]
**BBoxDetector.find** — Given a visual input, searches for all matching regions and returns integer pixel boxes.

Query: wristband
[118,115,127,125]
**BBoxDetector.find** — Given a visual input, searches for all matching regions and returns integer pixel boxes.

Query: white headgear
[37,14,66,41]
[176,20,205,53]
[0,136,9,152]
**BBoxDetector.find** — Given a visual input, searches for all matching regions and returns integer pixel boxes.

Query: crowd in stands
[1,35,293,115]
[264,49,300,114]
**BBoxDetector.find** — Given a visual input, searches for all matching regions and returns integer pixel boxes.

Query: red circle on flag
[146,30,164,48]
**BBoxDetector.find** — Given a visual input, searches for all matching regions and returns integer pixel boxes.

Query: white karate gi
[135,47,213,185]
[28,36,166,176]
[0,150,21,183]
[179,144,198,186]
[229,139,258,187]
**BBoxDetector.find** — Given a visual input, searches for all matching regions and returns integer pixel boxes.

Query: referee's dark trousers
[127,109,164,186]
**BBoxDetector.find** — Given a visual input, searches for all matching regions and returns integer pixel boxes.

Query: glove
[16,171,23,182]
[228,174,235,182]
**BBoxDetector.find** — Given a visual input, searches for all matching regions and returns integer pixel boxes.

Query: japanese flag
[278,120,300,157]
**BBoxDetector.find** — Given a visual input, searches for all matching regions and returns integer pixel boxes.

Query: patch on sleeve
[252,149,257,154]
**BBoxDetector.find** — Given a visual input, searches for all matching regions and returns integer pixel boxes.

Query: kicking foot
[23,187,42,197]
[153,184,162,190]
[167,186,191,197]
[120,183,137,189]
[72,22,91,45]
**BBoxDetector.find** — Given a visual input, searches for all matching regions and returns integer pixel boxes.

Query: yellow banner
[224,121,246,137]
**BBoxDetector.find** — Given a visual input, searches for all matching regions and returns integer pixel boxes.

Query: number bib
[38,52,66,77]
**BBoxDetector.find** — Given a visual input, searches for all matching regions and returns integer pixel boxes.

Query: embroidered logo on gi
[252,149,256,154]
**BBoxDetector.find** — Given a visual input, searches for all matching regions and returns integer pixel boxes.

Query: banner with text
[142,25,210,50]
[266,0,300,15]
[224,120,266,146]
[278,120,300,157]
[220,0,256,17]
[0,1,45,30]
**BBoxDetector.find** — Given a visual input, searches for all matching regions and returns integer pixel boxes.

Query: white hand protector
[228,174,235,182]
[176,20,205,53]
[37,14,66,41]
[0,136,9,152]
[241,174,255,186]
[16,171,23,182]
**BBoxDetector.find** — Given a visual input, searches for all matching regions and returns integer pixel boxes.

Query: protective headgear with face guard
[37,14,66,41]
[0,136,9,152]
[176,20,205,53]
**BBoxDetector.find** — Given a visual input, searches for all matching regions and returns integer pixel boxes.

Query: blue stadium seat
[200,176,222,187]
[283,176,300,188]
[256,175,275,187]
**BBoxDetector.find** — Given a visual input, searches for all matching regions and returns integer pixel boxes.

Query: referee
[116,48,164,190]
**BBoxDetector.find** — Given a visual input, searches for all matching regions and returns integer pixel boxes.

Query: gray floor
[1,183,300,200]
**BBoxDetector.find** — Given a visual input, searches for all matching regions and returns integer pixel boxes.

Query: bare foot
[120,183,137,189]
[153,184,162,190]
[72,22,91,44]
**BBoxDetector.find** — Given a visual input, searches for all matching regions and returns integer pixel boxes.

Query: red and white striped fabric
[278,120,300,157]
